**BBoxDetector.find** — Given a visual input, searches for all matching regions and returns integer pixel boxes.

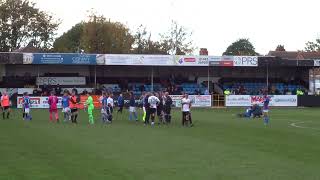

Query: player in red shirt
[48,91,59,123]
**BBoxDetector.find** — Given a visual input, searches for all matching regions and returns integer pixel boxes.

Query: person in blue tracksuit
[263,95,270,125]
[129,93,138,121]
[117,93,124,114]
[22,92,32,121]
[62,91,71,122]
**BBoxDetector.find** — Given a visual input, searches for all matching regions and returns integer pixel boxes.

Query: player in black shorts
[156,92,164,124]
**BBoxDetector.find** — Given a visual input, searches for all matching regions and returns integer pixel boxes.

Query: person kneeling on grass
[237,106,253,118]
[85,92,95,125]
[48,91,59,123]
[252,103,262,118]
[22,92,32,121]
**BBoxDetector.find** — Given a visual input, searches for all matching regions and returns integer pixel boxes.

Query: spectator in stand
[173,87,180,95]
[140,85,145,92]
[82,89,88,95]
[284,87,289,95]
[43,84,48,93]
[204,89,209,95]
[55,84,62,96]
[72,87,78,95]
[33,88,38,96]
[42,91,48,96]
[194,89,199,95]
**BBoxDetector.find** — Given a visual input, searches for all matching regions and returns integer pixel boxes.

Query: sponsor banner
[17,96,62,109]
[17,95,102,109]
[175,56,209,66]
[314,60,320,66]
[225,95,297,107]
[36,77,86,86]
[170,95,211,107]
[61,88,94,94]
[209,56,234,67]
[170,95,184,107]
[18,88,34,95]
[233,56,258,67]
[0,53,23,64]
[23,53,104,65]
[225,95,251,106]
[0,88,18,96]
[105,54,175,66]
[209,56,258,67]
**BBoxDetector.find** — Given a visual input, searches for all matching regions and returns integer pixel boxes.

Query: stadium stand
[220,78,307,95]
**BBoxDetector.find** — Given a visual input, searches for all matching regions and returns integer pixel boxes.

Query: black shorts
[157,108,163,116]
[182,111,190,118]
[2,106,10,110]
[71,108,78,113]
[150,108,157,114]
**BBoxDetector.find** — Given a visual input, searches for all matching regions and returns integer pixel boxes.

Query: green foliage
[305,39,320,52]
[53,23,84,53]
[275,45,286,51]
[0,0,59,51]
[223,38,258,56]
[132,25,167,54]
[81,14,134,54]
[54,13,134,54]
[160,21,194,55]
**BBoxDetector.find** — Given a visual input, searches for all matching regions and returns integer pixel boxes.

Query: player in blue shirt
[22,92,32,121]
[62,91,71,122]
[263,95,270,125]
[101,93,108,123]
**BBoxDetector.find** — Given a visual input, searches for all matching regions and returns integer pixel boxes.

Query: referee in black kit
[163,92,173,124]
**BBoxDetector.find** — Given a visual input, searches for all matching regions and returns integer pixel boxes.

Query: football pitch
[0,108,319,180]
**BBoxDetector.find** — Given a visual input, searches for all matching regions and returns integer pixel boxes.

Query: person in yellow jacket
[1,91,11,119]
[224,89,231,96]
[296,89,304,96]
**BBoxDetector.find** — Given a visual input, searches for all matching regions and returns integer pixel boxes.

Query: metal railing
[212,94,225,107]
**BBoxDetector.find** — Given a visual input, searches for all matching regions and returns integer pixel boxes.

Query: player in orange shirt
[1,91,11,119]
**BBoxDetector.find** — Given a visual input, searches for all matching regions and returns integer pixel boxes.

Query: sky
[33,0,320,55]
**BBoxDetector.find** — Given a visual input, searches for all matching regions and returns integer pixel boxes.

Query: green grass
[0,108,320,180]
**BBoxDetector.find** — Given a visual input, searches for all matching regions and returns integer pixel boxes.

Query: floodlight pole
[37,65,40,89]
[94,65,97,89]
[313,67,316,94]
[266,60,269,94]
[207,65,210,93]
[151,67,154,92]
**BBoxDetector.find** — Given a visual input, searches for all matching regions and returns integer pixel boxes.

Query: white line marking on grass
[290,121,320,131]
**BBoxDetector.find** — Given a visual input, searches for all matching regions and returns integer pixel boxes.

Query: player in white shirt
[148,93,160,126]
[181,94,193,127]
[107,94,114,113]
[99,92,104,103]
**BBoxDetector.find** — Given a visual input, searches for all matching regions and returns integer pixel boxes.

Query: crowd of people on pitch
[18,89,194,127]
[237,95,271,125]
